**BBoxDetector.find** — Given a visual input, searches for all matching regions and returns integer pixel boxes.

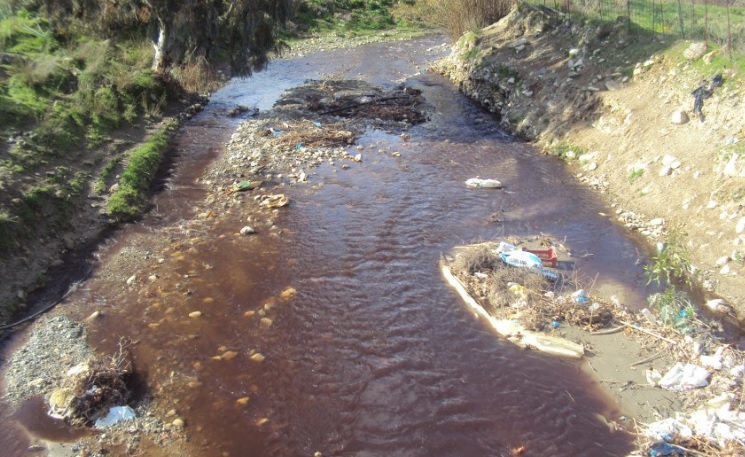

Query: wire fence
[527,0,745,53]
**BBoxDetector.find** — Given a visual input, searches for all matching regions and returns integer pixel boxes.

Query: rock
[250,353,266,363]
[683,42,707,60]
[586,162,598,171]
[671,110,689,124]
[649,218,665,226]
[189,311,202,318]
[720,264,731,275]
[659,165,672,177]
[579,151,598,162]
[236,397,250,406]
[354,154,362,162]
[172,418,185,430]
[126,275,137,286]
[261,317,273,327]
[643,59,654,67]
[736,217,745,234]
[240,226,256,235]
[716,256,731,267]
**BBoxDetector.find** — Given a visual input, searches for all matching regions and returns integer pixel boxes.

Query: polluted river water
[0,35,659,456]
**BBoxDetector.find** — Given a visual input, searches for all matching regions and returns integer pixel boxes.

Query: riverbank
[431,2,745,318]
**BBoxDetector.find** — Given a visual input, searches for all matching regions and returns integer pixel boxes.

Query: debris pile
[443,237,745,456]
[47,341,135,427]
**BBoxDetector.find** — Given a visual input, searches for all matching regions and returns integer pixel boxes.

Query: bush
[408,0,515,37]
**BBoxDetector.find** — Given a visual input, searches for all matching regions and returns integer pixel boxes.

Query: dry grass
[268,119,356,148]
[61,339,134,426]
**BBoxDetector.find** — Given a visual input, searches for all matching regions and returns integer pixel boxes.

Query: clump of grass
[95,157,121,194]
[552,142,587,161]
[629,168,645,183]
[106,128,170,221]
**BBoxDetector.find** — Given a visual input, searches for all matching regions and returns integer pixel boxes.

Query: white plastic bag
[659,362,710,391]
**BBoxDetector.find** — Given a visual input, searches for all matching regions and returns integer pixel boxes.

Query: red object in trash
[521,247,558,268]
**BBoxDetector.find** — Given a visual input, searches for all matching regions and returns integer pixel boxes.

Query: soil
[2,11,745,457]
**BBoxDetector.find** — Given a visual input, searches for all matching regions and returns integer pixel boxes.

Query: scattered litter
[465,178,503,188]
[659,362,710,391]
[94,405,136,429]
[259,194,289,208]
[648,441,685,456]
[571,289,589,304]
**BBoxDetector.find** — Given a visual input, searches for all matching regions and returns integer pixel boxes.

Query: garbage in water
[229,180,262,193]
[498,245,559,281]
[259,194,289,208]
[499,250,543,270]
[571,289,589,304]
[648,441,685,456]
[94,405,136,429]
[658,362,710,391]
[521,246,558,268]
[465,178,503,188]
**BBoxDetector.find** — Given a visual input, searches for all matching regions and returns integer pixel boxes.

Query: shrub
[644,229,694,287]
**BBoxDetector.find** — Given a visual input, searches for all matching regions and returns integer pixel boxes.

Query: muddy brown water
[1,36,657,456]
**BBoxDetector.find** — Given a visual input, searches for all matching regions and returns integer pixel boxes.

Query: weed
[649,286,696,331]
[552,142,587,161]
[629,168,644,183]
[644,228,694,286]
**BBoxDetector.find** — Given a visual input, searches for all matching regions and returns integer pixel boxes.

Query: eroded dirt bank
[432,3,745,317]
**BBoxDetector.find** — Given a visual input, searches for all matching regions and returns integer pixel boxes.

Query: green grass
[106,128,171,221]
[290,0,402,35]
[629,168,645,183]
[95,157,121,194]
[551,142,587,161]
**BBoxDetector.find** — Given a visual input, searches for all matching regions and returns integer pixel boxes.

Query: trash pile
[47,342,136,428]
[447,236,615,332]
[274,79,428,124]
[443,236,745,456]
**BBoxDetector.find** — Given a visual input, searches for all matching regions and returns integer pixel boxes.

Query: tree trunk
[151,17,168,73]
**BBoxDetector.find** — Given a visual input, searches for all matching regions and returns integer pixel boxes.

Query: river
[2,35,653,456]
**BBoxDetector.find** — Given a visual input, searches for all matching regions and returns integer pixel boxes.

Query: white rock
[736,217,745,233]
[671,110,689,124]
[649,218,665,226]
[716,256,731,267]
[661,154,678,166]
[720,264,731,275]
[643,59,654,67]
[240,226,256,235]
[659,166,672,177]
[354,154,362,162]
[568,48,580,56]
[578,151,598,162]
[586,162,598,171]
[126,275,136,286]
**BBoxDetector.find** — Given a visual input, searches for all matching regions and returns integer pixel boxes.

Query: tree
[33,0,296,76]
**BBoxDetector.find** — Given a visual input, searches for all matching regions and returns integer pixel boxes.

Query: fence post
[627,0,631,35]
[677,0,684,37]
[726,0,732,61]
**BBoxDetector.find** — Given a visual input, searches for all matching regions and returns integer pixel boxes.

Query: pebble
[716,256,731,267]
[261,317,273,327]
[240,226,257,235]
[172,418,185,430]
[250,353,266,363]
[126,275,137,286]
[189,311,202,318]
